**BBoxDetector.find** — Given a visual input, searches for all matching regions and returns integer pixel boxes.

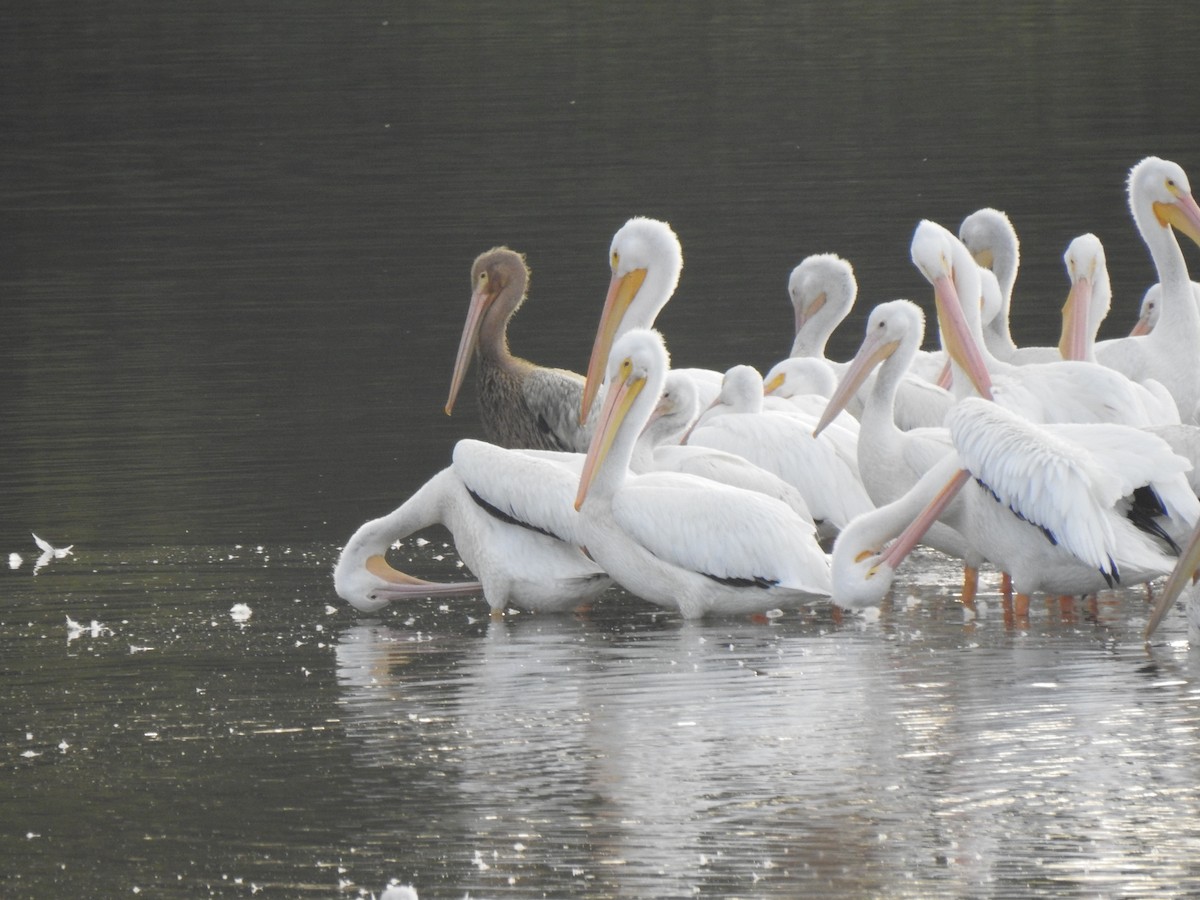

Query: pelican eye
[611,251,620,271]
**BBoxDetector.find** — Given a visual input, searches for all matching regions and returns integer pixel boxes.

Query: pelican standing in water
[445,247,593,452]
[1091,157,1200,424]
[335,452,612,616]
[574,328,831,619]
[813,299,983,601]
[831,397,1199,616]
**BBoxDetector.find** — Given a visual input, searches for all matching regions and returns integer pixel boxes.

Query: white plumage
[574,328,831,618]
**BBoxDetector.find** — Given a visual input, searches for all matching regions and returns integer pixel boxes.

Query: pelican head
[1059,233,1108,362]
[576,328,670,509]
[911,219,994,401]
[581,218,682,422]
[640,371,700,447]
[1129,156,1200,248]
[787,253,857,355]
[764,357,837,401]
[446,247,530,416]
[813,299,923,436]
[334,494,485,613]
[958,207,1020,293]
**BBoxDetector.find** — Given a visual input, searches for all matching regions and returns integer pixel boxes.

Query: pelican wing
[519,365,592,453]
[612,472,830,594]
[451,439,585,546]
[948,399,1187,577]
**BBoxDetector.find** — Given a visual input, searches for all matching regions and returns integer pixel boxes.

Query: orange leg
[1001,572,1013,603]
[960,564,979,611]
[1014,593,1031,618]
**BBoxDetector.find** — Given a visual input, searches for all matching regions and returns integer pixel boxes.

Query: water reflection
[332,572,1200,897]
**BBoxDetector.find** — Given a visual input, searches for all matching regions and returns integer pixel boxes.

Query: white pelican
[573,328,831,618]
[958,207,1059,365]
[1127,282,1200,336]
[1093,157,1200,423]
[334,456,611,616]
[580,217,721,422]
[1057,233,1111,363]
[631,371,817,523]
[813,300,979,590]
[912,219,1179,427]
[831,397,1199,614]
[445,247,593,452]
[787,253,858,361]
[786,252,950,426]
[686,363,872,537]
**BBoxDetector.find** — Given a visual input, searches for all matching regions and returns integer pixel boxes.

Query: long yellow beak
[575,364,643,510]
[932,273,993,401]
[1145,521,1200,639]
[873,468,971,576]
[813,333,899,437]
[445,284,494,416]
[1155,190,1200,248]
[581,268,646,423]
[1058,276,1092,361]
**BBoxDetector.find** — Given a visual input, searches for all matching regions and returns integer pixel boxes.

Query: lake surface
[5,3,1200,897]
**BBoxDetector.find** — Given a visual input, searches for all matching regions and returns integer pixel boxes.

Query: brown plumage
[445,247,593,452]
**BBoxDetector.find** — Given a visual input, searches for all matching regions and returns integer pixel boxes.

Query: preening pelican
[786,252,950,426]
[831,397,1199,613]
[813,300,976,572]
[912,219,1179,427]
[445,247,593,452]
[574,328,831,618]
[580,217,720,422]
[686,363,872,537]
[1093,157,1200,423]
[958,207,1059,365]
[334,458,612,615]
[787,253,858,361]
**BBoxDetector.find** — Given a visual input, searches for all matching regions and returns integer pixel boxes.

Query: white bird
[832,397,1199,615]
[786,252,951,427]
[685,363,872,537]
[334,455,611,616]
[1093,157,1200,423]
[573,328,831,618]
[912,219,1180,427]
[813,299,981,596]
[630,371,817,523]
[959,207,1061,365]
[445,247,593,452]
[580,217,721,423]
[32,533,72,574]
[787,253,859,361]
[33,533,72,558]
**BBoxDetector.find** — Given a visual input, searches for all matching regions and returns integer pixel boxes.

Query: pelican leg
[1001,572,1013,603]
[1014,593,1031,619]
[1057,595,1076,623]
[959,564,979,611]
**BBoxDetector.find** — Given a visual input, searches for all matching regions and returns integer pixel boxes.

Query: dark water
[6,3,1200,897]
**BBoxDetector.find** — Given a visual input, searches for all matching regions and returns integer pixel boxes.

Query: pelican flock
[337,155,1200,639]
